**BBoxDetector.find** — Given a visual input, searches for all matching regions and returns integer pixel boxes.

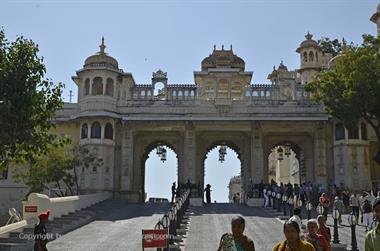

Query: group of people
[217,197,380,251]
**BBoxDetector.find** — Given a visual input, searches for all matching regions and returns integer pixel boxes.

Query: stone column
[313,122,328,187]
[119,122,136,201]
[251,122,264,183]
[183,122,196,185]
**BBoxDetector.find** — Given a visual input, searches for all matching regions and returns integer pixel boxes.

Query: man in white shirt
[289,208,304,230]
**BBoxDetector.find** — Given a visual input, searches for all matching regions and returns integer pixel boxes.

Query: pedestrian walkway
[47,201,170,251]
[184,203,284,250]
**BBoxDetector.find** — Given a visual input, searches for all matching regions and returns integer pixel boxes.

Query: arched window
[92,77,103,95]
[361,123,368,140]
[309,51,314,62]
[184,90,189,97]
[178,90,183,97]
[348,124,359,139]
[81,123,88,139]
[315,52,319,62]
[84,79,90,96]
[91,122,101,139]
[105,78,114,96]
[104,123,113,140]
[335,123,345,140]
[303,52,308,62]
[190,90,195,97]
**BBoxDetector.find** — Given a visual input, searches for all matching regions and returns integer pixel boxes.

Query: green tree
[13,144,103,197]
[306,34,380,165]
[318,37,343,57]
[0,29,64,169]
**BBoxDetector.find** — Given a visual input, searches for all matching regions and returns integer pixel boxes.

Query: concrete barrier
[189,198,203,206]
[246,198,263,207]
[0,220,27,238]
[22,192,111,225]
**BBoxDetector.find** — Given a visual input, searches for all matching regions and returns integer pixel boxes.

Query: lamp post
[306,202,313,220]
[283,195,288,216]
[272,192,276,209]
[332,207,340,244]
[277,193,282,212]
[317,203,324,216]
[348,214,358,251]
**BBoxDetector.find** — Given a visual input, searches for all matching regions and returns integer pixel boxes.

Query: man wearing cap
[365,197,380,251]
[34,210,50,251]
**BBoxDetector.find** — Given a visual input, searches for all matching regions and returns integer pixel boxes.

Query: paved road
[265,204,369,251]
[184,203,284,251]
[47,201,170,251]
[46,201,369,251]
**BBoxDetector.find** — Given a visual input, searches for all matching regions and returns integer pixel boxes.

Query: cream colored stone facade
[1,6,380,211]
[228,176,242,203]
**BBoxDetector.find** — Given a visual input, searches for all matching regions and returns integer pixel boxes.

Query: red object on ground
[142,229,169,248]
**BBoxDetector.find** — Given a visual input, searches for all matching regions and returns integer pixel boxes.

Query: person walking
[317,215,331,247]
[171,182,176,203]
[204,184,212,204]
[289,208,304,230]
[319,193,330,220]
[304,219,329,251]
[217,216,255,251]
[362,198,374,232]
[364,197,380,251]
[34,210,50,251]
[272,221,315,251]
[350,193,360,219]
[333,196,344,225]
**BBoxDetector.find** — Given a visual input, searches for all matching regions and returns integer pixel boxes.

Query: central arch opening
[267,142,303,186]
[203,144,241,203]
[144,143,177,202]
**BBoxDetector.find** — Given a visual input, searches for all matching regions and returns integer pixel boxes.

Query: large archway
[132,131,184,202]
[144,144,177,202]
[267,141,302,186]
[195,132,252,203]
[263,135,313,185]
[204,144,241,203]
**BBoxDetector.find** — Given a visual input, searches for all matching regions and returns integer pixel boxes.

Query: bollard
[348,214,358,251]
[332,208,340,244]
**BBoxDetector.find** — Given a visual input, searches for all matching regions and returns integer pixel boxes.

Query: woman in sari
[217,216,255,251]
[316,215,331,245]
[304,220,329,251]
[272,220,315,251]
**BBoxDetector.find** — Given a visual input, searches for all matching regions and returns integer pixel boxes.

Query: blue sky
[1,0,378,201]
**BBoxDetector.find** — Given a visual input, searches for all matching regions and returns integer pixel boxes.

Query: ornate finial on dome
[230,44,233,51]
[222,45,224,50]
[305,32,313,40]
[99,36,106,53]
[213,44,216,51]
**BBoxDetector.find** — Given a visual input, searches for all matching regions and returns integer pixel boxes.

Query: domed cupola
[201,45,245,71]
[84,37,119,70]
[296,32,320,53]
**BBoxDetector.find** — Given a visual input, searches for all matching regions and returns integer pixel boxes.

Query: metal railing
[154,189,190,249]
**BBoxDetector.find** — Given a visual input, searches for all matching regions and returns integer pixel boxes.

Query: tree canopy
[306,34,380,165]
[13,144,103,197]
[0,29,64,169]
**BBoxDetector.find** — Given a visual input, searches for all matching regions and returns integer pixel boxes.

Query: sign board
[142,229,168,249]
[24,206,38,213]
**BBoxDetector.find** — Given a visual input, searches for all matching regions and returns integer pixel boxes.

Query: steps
[0,200,106,251]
